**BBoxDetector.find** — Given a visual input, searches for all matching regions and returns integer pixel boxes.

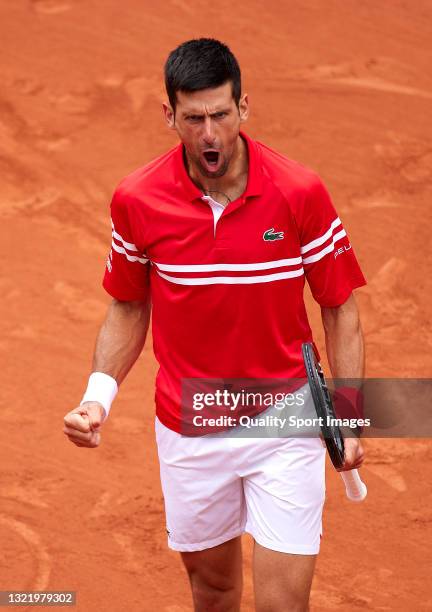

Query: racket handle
[340,469,367,502]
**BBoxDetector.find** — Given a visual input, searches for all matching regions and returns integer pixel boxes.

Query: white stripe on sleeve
[302,229,347,264]
[300,218,342,255]
[111,219,138,252]
[111,241,148,264]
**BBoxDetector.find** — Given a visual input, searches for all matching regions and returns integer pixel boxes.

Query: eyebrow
[181,108,231,118]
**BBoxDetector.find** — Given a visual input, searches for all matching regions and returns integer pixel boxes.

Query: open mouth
[202,150,220,167]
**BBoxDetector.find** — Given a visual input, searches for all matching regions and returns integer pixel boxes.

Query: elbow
[321,293,362,337]
[110,297,151,321]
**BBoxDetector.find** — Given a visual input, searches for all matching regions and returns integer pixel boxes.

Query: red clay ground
[1,1,432,610]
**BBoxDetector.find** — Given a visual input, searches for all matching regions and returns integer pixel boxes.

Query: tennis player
[63,38,366,611]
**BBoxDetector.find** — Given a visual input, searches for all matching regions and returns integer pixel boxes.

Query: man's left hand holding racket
[302,341,367,502]
[337,430,364,472]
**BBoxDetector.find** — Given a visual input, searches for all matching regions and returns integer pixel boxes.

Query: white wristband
[80,372,118,420]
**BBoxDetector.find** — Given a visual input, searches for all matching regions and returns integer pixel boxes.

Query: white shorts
[155,403,326,554]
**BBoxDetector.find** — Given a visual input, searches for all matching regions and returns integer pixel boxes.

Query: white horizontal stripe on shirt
[156,268,304,286]
[111,241,148,264]
[302,229,347,264]
[300,217,342,255]
[111,219,138,252]
[153,257,303,273]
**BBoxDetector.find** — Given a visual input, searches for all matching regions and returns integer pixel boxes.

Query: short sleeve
[299,177,366,307]
[102,190,150,301]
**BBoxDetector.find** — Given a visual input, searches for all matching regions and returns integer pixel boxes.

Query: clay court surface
[1,1,431,609]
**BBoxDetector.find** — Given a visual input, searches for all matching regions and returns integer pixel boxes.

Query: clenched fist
[63,401,106,448]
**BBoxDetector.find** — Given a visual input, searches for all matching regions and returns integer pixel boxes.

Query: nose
[202,116,216,145]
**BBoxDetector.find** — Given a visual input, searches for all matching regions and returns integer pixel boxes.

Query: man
[64,38,366,611]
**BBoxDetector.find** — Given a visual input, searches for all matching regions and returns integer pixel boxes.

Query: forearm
[321,295,366,465]
[92,297,151,385]
[321,294,365,380]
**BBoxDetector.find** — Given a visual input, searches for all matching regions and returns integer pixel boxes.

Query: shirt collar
[173,130,263,202]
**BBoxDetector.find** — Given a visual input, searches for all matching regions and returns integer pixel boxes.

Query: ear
[238,93,249,123]
[162,102,176,129]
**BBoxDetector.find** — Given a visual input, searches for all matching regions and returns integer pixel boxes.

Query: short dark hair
[164,38,241,112]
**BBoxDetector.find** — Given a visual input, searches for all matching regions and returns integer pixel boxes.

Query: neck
[187,135,249,202]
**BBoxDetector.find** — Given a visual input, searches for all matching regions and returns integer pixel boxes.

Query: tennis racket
[302,342,367,502]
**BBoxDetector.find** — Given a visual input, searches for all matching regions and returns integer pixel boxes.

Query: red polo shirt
[102,132,366,432]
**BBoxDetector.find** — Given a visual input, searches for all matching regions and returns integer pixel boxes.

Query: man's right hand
[63,402,106,448]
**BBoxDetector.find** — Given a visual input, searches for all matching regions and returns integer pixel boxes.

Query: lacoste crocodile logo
[263,228,285,241]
